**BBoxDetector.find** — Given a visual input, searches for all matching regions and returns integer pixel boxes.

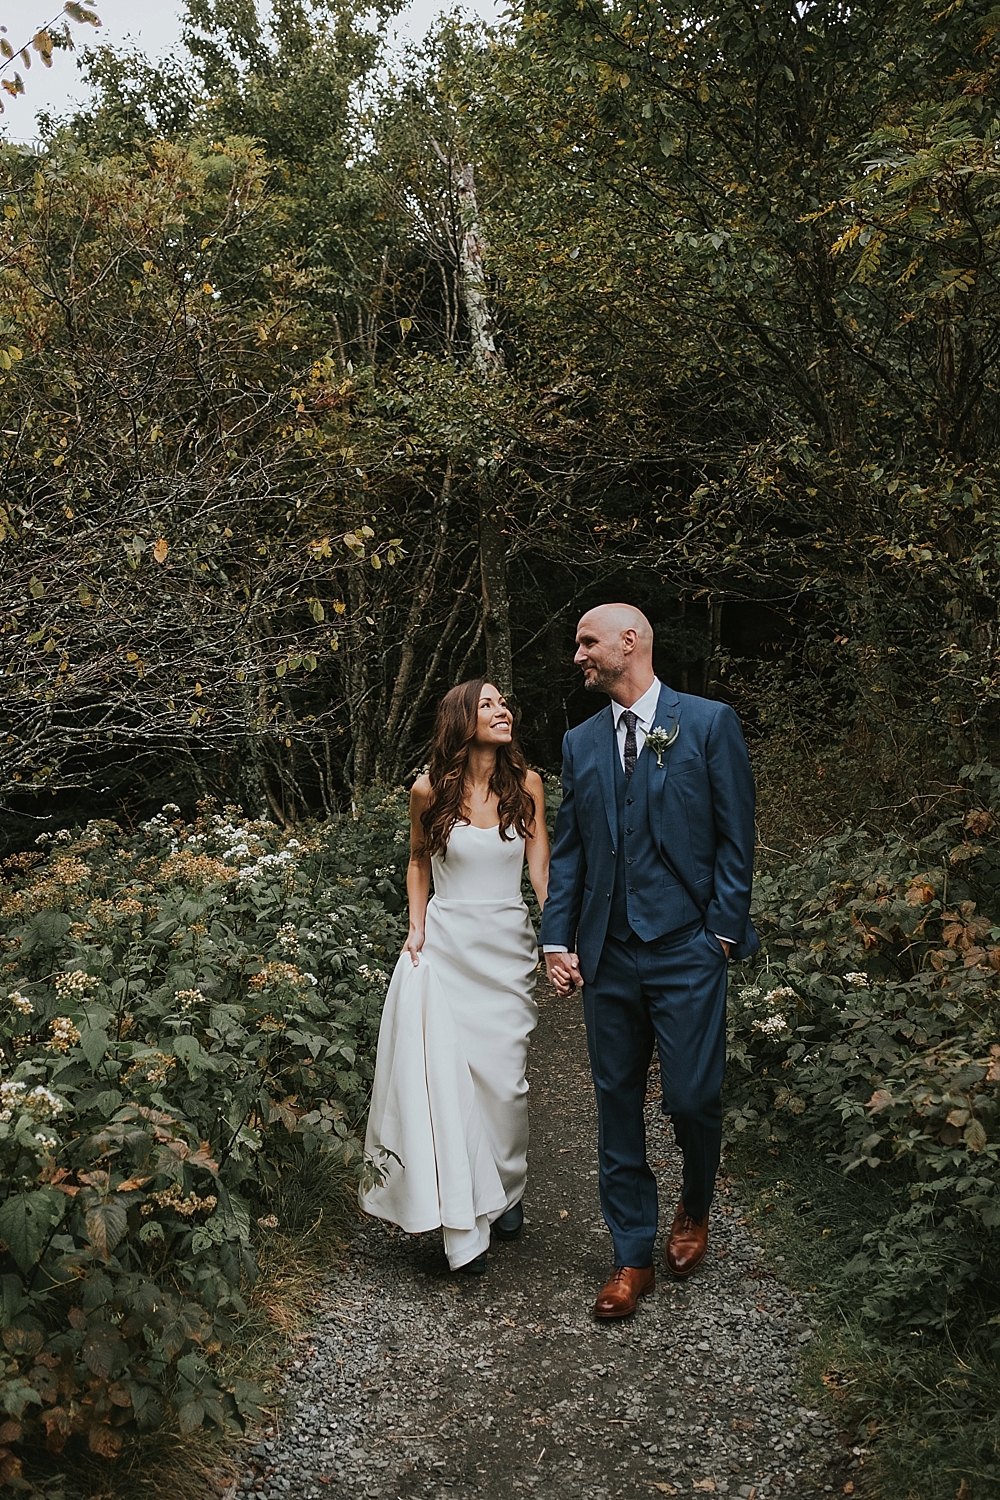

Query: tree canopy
[2,0,999,843]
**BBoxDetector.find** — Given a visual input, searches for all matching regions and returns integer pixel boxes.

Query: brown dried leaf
[87,1420,122,1458]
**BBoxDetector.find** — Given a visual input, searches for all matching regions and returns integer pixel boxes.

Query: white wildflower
[844,972,870,987]
[763,985,796,1003]
[8,992,33,1016]
[48,1017,81,1052]
[738,985,762,1002]
[276,923,299,955]
[0,1081,65,1123]
[751,1014,788,1037]
[175,988,205,1011]
[54,970,93,997]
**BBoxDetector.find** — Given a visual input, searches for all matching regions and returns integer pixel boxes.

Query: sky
[0,0,504,141]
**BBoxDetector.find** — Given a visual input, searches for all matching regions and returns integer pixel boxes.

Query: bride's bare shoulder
[410,773,432,807]
[525,769,545,796]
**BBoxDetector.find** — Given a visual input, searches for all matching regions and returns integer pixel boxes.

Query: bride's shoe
[456,1250,489,1275]
[492,1202,523,1241]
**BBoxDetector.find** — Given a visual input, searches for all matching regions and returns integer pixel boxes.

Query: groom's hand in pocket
[545,952,584,995]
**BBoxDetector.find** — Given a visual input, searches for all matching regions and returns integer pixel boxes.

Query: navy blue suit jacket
[539,684,759,981]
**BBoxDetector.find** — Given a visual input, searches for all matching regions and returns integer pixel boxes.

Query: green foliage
[0,788,407,1472]
[728,764,1000,1493]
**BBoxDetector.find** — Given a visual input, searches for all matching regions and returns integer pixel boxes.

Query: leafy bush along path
[236,986,859,1500]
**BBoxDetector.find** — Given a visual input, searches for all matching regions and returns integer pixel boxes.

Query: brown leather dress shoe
[593,1265,655,1319]
[665,1203,709,1277]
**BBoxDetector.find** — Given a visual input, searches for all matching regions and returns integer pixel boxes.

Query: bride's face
[474,684,513,746]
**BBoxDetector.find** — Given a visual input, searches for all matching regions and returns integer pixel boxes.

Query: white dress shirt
[543,676,734,953]
[611,676,662,770]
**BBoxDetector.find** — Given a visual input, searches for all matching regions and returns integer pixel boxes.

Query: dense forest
[3,3,1000,1497]
[3,0,1000,841]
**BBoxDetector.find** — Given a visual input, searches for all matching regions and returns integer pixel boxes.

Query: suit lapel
[590,705,617,843]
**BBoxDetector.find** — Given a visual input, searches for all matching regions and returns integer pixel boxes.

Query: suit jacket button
[625,827,633,835]
[626,857,634,865]
[626,797,634,806]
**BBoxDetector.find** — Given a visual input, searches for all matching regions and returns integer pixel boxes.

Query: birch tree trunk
[452,156,513,694]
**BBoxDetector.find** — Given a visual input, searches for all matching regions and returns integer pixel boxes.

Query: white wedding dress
[360,822,539,1268]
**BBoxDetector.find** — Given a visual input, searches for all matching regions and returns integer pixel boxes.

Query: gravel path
[236,985,864,1500]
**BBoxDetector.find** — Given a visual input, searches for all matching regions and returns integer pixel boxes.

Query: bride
[360,679,549,1272]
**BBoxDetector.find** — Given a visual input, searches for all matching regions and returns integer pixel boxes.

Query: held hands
[545,951,584,996]
[404,929,425,967]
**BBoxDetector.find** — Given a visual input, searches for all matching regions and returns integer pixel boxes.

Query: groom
[540,603,757,1318]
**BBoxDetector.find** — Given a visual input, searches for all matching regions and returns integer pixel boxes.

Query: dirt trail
[236,985,862,1500]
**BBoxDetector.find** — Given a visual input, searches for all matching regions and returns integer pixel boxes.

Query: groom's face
[575,616,627,694]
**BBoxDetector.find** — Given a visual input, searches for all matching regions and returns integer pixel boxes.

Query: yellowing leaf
[152,537,168,564]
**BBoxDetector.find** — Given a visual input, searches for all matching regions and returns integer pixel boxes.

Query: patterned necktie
[621,710,638,780]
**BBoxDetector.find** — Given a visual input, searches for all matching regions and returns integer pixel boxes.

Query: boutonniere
[645,722,679,768]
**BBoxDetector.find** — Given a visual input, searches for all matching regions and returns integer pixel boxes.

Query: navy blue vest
[606,736,700,943]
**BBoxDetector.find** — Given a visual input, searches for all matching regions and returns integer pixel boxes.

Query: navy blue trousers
[582,922,728,1268]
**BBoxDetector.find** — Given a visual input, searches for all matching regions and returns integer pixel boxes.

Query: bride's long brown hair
[418,679,536,858]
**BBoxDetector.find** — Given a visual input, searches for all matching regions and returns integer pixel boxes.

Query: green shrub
[0,790,407,1477]
[728,763,1000,1493]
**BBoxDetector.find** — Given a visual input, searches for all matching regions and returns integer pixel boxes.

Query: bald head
[575,603,655,705]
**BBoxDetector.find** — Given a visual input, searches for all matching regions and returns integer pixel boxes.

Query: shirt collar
[612,677,661,730]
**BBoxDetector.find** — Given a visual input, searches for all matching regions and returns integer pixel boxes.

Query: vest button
[625,827,634,835]
[626,797,634,806]
[626,857,635,865]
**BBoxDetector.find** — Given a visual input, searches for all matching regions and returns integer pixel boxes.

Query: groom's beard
[582,662,626,695]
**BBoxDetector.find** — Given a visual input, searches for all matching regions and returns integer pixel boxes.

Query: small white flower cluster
[374,866,397,878]
[0,1080,65,1123]
[237,849,298,883]
[392,829,408,845]
[139,813,173,835]
[48,1017,81,1052]
[175,988,205,1011]
[162,803,181,814]
[751,1014,788,1037]
[356,964,388,984]
[844,971,870,987]
[8,991,33,1016]
[276,923,299,955]
[764,985,796,1003]
[54,969,94,997]
[738,985,762,1002]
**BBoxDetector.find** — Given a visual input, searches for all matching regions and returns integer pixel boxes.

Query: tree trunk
[450,154,513,693]
[479,495,512,695]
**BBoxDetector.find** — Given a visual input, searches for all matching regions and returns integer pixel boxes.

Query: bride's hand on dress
[404,929,425,966]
